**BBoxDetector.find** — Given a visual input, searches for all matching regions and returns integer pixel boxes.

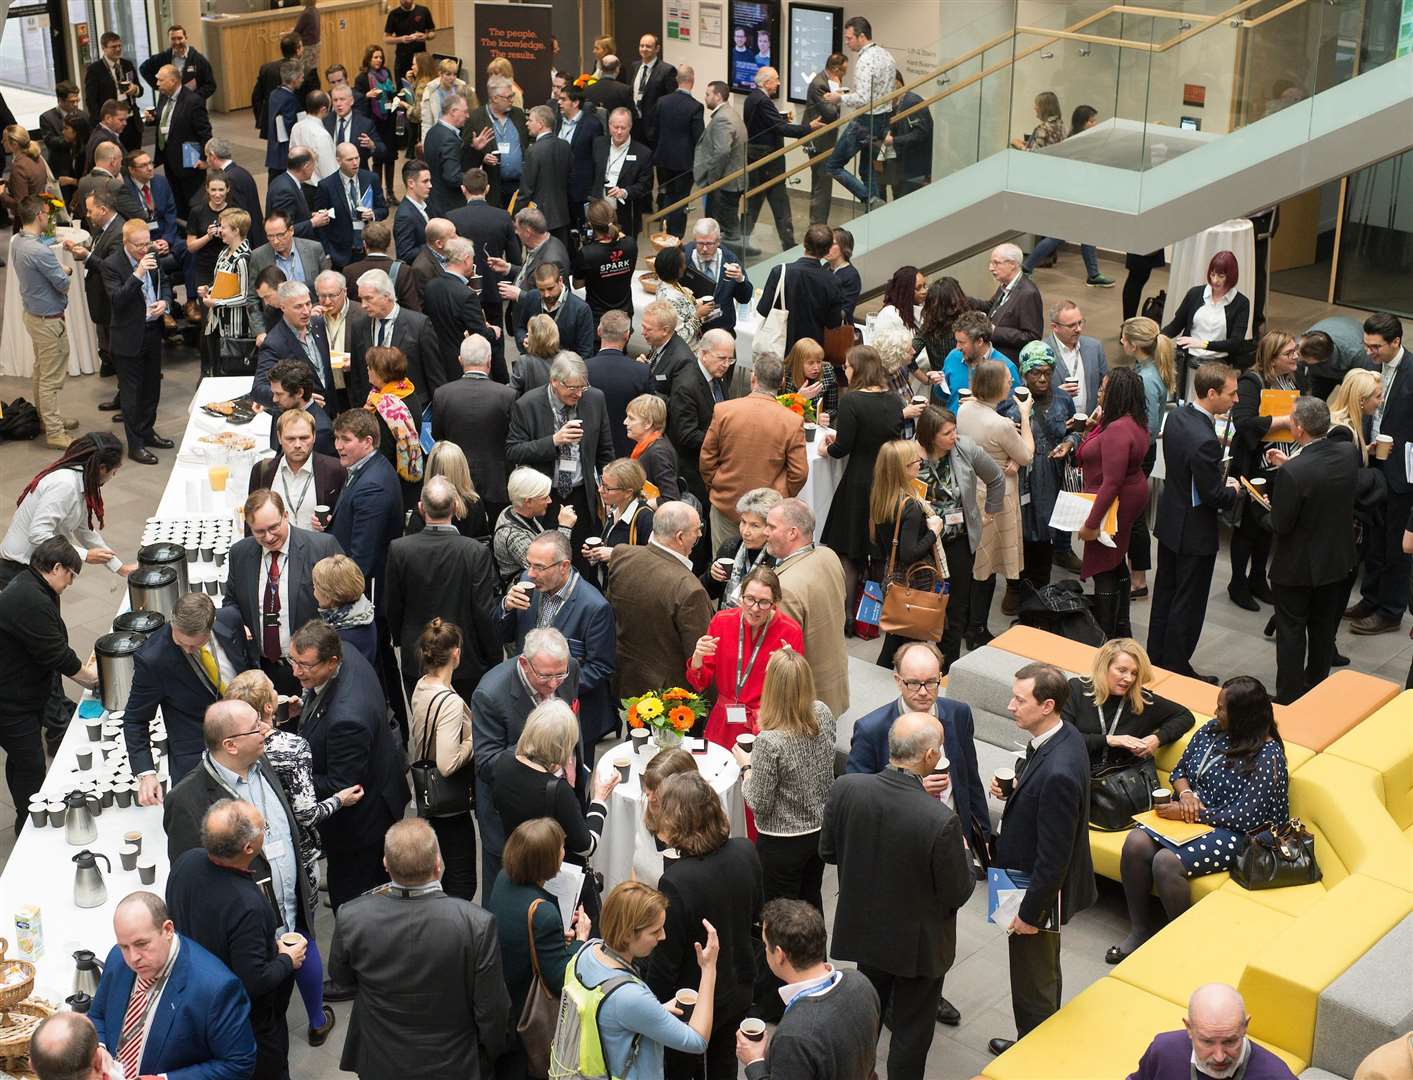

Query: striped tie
[117,976,154,1078]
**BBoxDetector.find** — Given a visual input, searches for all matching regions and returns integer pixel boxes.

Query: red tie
[262,551,282,661]
[142,184,154,214]
[117,975,154,1078]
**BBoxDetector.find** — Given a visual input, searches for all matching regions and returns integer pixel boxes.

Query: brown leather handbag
[878,500,950,641]
[517,898,561,1075]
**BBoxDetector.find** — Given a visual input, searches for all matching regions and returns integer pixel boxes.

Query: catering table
[593,738,745,893]
[156,377,273,519]
[799,430,845,542]
[1162,218,1257,335]
[0,226,101,378]
[0,376,265,1003]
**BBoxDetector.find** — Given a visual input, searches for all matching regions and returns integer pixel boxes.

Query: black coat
[890,91,933,182]
[346,306,445,403]
[585,77,635,123]
[82,58,143,151]
[652,89,704,174]
[1372,354,1413,498]
[649,333,695,397]
[324,109,386,173]
[265,171,317,240]
[505,386,616,525]
[252,317,334,408]
[510,290,596,359]
[558,110,603,207]
[151,88,212,199]
[463,105,530,206]
[447,199,520,322]
[668,361,734,502]
[627,60,677,143]
[590,136,653,237]
[1230,368,1307,481]
[140,47,217,99]
[196,161,265,248]
[970,274,1044,364]
[82,215,126,326]
[821,768,975,978]
[1061,680,1196,768]
[329,452,405,597]
[430,374,517,506]
[743,89,812,181]
[755,257,845,353]
[992,721,1097,927]
[422,271,492,382]
[83,125,123,173]
[252,58,317,135]
[0,568,81,729]
[519,134,574,232]
[393,197,428,261]
[422,120,468,218]
[1269,437,1360,588]
[585,349,654,458]
[313,168,387,269]
[1153,403,1238,557]
[1163,285,1252,359]
[100,243,172,345]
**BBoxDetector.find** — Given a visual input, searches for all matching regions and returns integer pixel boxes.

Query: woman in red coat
[686,567,803,748]
[1077,366,1151,639]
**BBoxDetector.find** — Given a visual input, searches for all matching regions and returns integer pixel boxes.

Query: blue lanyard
[782,971,842,1014]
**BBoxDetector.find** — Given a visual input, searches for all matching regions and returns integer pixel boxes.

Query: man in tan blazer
[699,351,809,551]
[765,497,850,717]
[605,501,714,699]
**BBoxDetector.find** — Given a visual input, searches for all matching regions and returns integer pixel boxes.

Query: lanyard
[735,613,773,701]
[1100,698,1126,739]
[782,970,843,1014]
[117,962,173,1055]
[279,464,314,518]
[1193,742,1221,782]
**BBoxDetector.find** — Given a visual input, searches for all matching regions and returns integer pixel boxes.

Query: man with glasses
[843,639,990,1028]
[1043,298,1108,573]
[125,592,255,800]
[465,75,529,209]
[471,627,581,885]
[250,209,332,292]
[507,353,616,573]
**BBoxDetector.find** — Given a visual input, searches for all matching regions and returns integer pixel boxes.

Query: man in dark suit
[200,138,265,247]
[652,68,704,238]
[642,299,696,396]
[887,72,933,199]
[248,408,347,526]
[341,221,421,313]
[139,25,216,101]
[77,141,142,231]
[463,79,529,209]
[385,477,501,706]
[803,54,846,225]
[471,632,580,884]
[585,56,635,122]
[591,109,653,238]
[264,62,304,175]
[423,97,471,219]
[686,217,752,337]
[314,143,388,269]
[74,191,125,378]
[822,710,974,1077]
[410,219,451,291]
[394,161,431,260]
[288,620,411,910]
[148,64,212,213]
[742,68,817,254]
[123,593,254,795]
[252,281,335,407]
[448,169,520,381]
[225,488,343,696]
[518,105,574,251]
[669,329,738,507]
[1146,363,1242,681]
[506,353,616,574]
[1268,399,1359,703]
[969,242,1045,365]
[555,87,604,233]
[121,153,187,318]
[430,336,515,521]
[83,32,143,153]
[83,100,129,172]
[586,310,653,457]
[266,149,331,241]
[509,262,595,359]
[347,267,445,400]
[252,34,316,139]
[987,663,1097,1054]
[87,893,256,1080]
[327,410,405,606]
[101,219,173,464]
[421,236,491,384]
[754,223,845,354]
[39,81,82,170]
[324,83,385,174]
[628,33,677,146]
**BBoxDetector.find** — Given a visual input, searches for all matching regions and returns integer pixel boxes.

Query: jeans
[825,114,891,202]
[1024,237,1100,278]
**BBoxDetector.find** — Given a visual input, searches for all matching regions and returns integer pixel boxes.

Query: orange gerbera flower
[669,706,695,731]
[627,705,642,728]
[663,687,693,701]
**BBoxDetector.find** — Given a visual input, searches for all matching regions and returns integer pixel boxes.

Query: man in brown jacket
[766,498,850,717]
[699,351,809,551]
[605,501,714,699]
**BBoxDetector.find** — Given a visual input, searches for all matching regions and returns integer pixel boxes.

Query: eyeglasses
[525,657,570,684]
[898,677,942,693]
[558,382,588,393]
[740,595,775,609]
[266,228,291,241]
[526,559,568,573]
[1057,319,1084,331]
[286,654,325,671]
[224,727,265,741]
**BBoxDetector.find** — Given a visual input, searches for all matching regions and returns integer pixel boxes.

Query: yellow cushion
[1325,691,1413,831]
[1277,670,1401,751]
[981,978,1306,1080]
[1112,889,1294,1008]
[1219,816,1348,917]
[1148,672,1220,717]
[1088,825,1228,899]
[1288,753,1413,895]
[1239,874,1413,1062]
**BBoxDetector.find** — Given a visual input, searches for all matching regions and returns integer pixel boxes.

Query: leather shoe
[111,413,124,423]
[1226,585,1260,612]
[1053,549,1083,574]
[1344,599,1376,620]
[1350,613,1400,635]
[98,398,121,412]
[162,313,179,332]
[308,1005,336,1047]
[1188,669,1219,685]
[1331,650,1350,667]
[988,1038,1016,1055]
[936,996,960,1026]
[146,436,175,449]
[128,449,158,465]
[1249,577,1275,604]
[323,979,355,1002]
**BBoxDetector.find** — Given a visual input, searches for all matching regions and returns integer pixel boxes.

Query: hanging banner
[473,2,554,104]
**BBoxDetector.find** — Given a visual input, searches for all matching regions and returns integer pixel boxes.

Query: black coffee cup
[314,505,332,528]
[675,988,698,1020]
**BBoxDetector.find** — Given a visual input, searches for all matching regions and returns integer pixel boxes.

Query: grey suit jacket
[249,238,331,287]
[693,104,747,192]
[222,526,344,655]
[803,70,840,151]
[1043,332,1108,415]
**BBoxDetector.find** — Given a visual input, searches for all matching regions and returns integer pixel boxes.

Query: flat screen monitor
[727,0,780,94]
[787,4,842,104]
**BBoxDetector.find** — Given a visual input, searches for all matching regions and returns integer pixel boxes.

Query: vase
[652,727,685,751]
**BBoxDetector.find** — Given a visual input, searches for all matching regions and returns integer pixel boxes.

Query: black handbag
[217,335,258,375]
[1086,699,1158,831]
[410,689,475,817]
[1232,818,1322,890]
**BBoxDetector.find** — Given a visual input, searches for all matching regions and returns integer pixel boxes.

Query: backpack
[548,947,644,1080]
[0,398,42,441]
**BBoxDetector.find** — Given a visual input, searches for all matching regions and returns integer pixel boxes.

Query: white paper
[992,888,1025,930]
[1048,491,1116,547]
[544,862,585,932]
[275,115,289,144]
[1405,442,1413,484]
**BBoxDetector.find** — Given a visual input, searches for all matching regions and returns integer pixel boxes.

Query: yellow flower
[637,697,664,721]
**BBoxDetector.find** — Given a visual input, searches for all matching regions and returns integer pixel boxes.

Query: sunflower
[669,706,695,731]
[636,696,664,721]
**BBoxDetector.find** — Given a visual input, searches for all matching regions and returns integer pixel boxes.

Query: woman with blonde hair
[408,441,487,538]
[485,56,525,107]
[1327,367,1382,465]
[584,458,653,568]
[1117,315,1174,599]
[512,313,560,394]
[734,649,835,911]
[868,440,944,667]
[0,126,50,216]
[782,337,838,422]
[312,554,377,668]
[624,393,680,501]
[1060,638,1194,771]
[198,206,263,377]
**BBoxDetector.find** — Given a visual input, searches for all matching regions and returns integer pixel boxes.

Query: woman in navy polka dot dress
[1104,676,1288,964]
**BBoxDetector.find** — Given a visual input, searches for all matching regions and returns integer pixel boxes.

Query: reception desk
[202,0,456,114]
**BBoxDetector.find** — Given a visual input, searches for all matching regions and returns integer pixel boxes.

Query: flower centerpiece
[573,72,600,89]
[42,194,67,237]
[623,687,707,750]
[776,392,817,424]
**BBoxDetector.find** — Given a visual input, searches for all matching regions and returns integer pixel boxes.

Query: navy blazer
[329,452,405,599]
[686,245,753,336]
[558,111,604,207]
[100,244,173,345]
[393,197,429,261]
[123,173,183,250]
[423,120,468,217]
[1153,403,1238,557]
[1374,351,1413,498]
[496,569,617,743]
[844,696,992,842]
[252,317,334,408]
[313,168,388,268]
[511,290,595,358]
[265,170,318,240]
[585,348,654,458]
[323,109,386,172]
[90,936,257,1080]
[651,89,704,174]
[265,86,300,171]
[222,525,344,656]
[122,606,254,781]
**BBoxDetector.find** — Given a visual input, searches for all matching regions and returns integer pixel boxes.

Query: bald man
[29,1012,108,1080]
[822,710,975,1078]
[1128,983,1297,1080]
[149,60,212,212]
[100,217,174,462]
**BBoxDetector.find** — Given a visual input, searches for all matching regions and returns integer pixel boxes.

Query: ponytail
[1121,316,1176,395]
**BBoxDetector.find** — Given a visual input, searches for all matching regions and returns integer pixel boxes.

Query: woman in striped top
[198,207,264,376]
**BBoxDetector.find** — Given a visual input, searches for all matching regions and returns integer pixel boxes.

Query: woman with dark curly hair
[876,264,925,336]
[915,277,970,396]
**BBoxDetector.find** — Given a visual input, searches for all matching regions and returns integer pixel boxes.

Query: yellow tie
[199,645,224,694]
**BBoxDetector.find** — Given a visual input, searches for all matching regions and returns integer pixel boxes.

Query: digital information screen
[787,4,841,104]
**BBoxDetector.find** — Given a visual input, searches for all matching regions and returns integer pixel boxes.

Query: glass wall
[0,9,58,127]
[1334,151,1413,316]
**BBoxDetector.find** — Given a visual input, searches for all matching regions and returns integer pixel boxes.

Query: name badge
[497,141,511,155]
[626,154,637,161]
[146,220,160,233]
[353,217,364,231]
[944,511,965,526]
[263,838,288,860]
[655,373,667,383]
[726,705,748,726]
[1020,492,1032,507]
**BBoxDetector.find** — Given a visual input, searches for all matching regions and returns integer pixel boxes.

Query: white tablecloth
[593,738,745,893]
[1162,219,1256,337]
[799,432,845,542]
[0,226,101,378]
[157,377,271,519]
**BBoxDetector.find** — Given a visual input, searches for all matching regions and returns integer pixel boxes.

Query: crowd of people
[0,10,1408,1080]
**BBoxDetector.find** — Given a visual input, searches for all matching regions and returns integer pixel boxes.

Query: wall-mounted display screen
[727,0,780,93]
[787,4,842,104]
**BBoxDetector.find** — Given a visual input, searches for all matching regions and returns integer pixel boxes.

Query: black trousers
[545,483,597,579]
[1020,539,1054,589]
[657,165,693,238]
[938,534,975,673]
[859,963,945,1080]
[1273,580,1346,704]
[807,154,833,225]
[428,811,478,901]
[1008,929,1063,1037]
[1146,544,1216,676]
[115,321,164,452]
[2,722,47,835]
[326,833,391,912]
[1361,492,1413,622]
[755,830,824,910]
[252,978,295,1080]
[742,164,794,251]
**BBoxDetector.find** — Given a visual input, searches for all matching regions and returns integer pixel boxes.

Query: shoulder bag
[410,689,475,817]
[217,336,258,376]
[754,263,789,359]
[878,499,949,642]
[1232,818,1321,890]
[1087,699,1158,830]
[518,898,561,1076]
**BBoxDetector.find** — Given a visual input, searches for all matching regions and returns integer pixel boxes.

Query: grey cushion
[1312,914,1413,1078]
[946,647,1034,750]
[1299,1069,1348,1080]
[834,655,903,765]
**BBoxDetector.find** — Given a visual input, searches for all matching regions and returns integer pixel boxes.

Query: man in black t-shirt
[383,0,436,79]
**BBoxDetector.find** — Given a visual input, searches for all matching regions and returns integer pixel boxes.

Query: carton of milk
[14,904,43,959]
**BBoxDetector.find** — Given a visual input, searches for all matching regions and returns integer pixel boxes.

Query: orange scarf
[630,430,661,460]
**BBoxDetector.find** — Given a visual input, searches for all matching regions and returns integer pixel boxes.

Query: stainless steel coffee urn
[138,540,190,595]
[94,630,145,712]
[112,609,165,639]
[127,565,180,619]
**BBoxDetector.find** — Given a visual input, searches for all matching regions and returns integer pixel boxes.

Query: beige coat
[699,392,809,519]
[409,677,474,776]
[606,542,714,698]
[775,545,850,717]
[957,399,1032,580]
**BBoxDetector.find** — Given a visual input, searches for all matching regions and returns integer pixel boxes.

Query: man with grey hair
[586,308,653,456]
[1129,983,1295,1079]
[669,327,739,507]
[689,215,752,336]
[742,66,820,253]
[465,73,529,207]
[969,241,1044,365]
[1267,395,1359,705]
[487,205,571,299]
[423,91,470,216]
[167,797,311,1073]
[700,350,808,549]
[323,82,384,174]
[822,709,974,1080]
[430,333,516,520]
[642,298,695,393]
[519,103,573,249]
[592,106,652,237]
[472,626,581,882]
[653,63,704,237]
[350,264,445,398]
[507,349,616,573]
[252,278,335,408]
[421,232,492,377]
[265,59,305,174]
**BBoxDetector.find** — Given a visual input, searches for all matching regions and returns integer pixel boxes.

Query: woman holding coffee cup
[583,459,654,569]
[703,487,780,610]
[1326,368,1382,467]
[1062,639,1195,772]
[1107,676,1288,964]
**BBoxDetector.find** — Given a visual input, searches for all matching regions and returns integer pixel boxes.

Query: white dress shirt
[603,140,631,202]
[649,535,693,570]
[0,470,122,571]
[261,536,294,655]
[290,114,338,179]
[1188,286,1235,360]
[274,455,318,531]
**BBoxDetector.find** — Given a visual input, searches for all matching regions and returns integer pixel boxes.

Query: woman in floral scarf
[363,345,425,513]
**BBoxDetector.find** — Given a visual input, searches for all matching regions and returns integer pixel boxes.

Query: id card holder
[147,220,160,233]
[1020,492,1032,507]
[726,705,748,726]
[497,141,511,156]
[944,511,965,527]
[263,613,280,628]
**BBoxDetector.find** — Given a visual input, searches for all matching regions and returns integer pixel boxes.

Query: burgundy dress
[1077,415,1150,577]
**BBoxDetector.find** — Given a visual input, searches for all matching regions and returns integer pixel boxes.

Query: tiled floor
[1,109,1405,1078]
